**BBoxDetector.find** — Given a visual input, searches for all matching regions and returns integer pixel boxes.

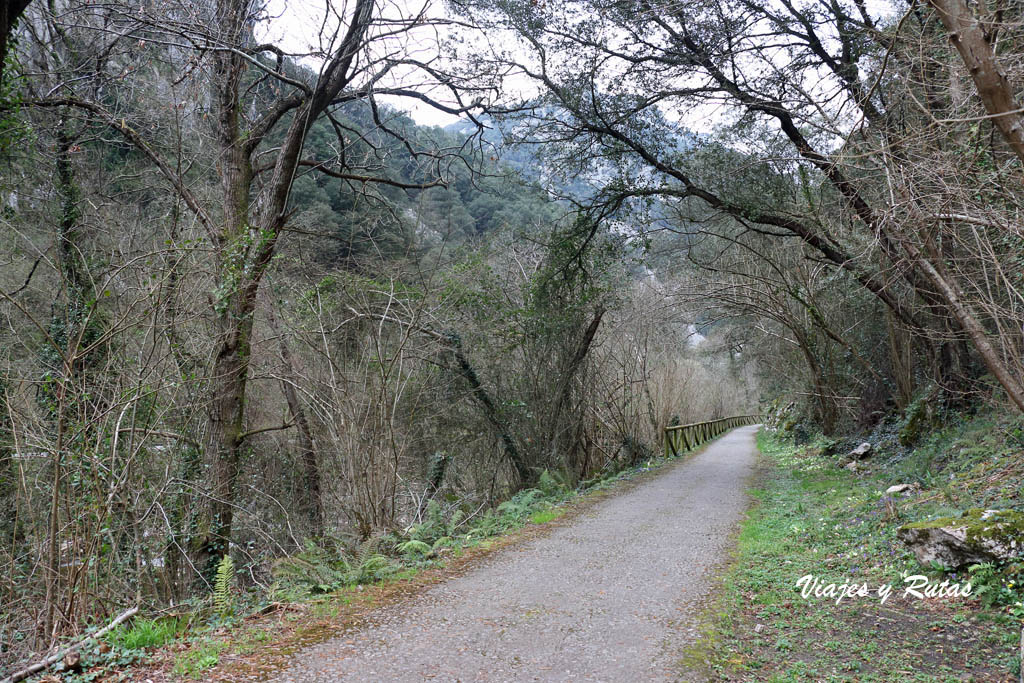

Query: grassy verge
[681,426,1022,682]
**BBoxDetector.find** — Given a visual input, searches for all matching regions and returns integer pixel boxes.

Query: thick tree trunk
[928,0,1024,166]
[0,0,31,83]
[195,295,253,577]
[193,0,256,578]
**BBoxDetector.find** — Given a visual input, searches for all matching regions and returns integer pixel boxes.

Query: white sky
[260,0,904,131]
[260,0,483,127]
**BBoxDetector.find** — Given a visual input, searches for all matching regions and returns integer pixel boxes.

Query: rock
[885,483,915,495]
[897,509,1024,570]
[849,442,873,460]
[63,651,83,674]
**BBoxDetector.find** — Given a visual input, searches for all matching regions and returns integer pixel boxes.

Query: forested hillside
[0,0,1022,678]
[0,0,754,672]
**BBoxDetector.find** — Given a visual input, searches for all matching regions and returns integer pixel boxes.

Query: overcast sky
[260,0,903,132]
[261,0,481,128]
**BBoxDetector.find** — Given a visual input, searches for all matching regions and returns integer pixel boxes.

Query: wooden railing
[663,415,760,457]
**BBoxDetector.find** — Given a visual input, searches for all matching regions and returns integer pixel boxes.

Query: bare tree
[452,0,1024,414]
[21,0,492,572]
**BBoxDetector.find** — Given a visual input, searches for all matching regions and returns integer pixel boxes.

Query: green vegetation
[528,507,562,525]
[683,423,1022,681]
[104,617,186,651]
[213,555,235,618]
[172,639,226,680]
[6,0,1024,677]
[269,477,576,600]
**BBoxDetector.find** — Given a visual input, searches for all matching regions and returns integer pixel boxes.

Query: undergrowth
[45,450,688,681]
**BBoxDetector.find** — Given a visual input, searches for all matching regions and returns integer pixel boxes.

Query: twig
[1,606,138,683]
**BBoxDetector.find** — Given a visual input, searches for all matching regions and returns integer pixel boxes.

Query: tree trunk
[546,307,605,471]
[193,0,256,577]
[191,0,374,574]
[0,381,19,549]
[797,333,837,435]
[266,304,323,538]
[196,294,253,577]
[886,311,915,410]
[927,0,1024,166]
[446,331,530,484]
[913,242,1024,412]
[0,0,31,84]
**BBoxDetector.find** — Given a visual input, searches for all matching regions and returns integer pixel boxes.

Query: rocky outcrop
[764,399,796,432]
[897,509,1024,569]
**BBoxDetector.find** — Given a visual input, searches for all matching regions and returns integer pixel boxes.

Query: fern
[397,539,431,557]
[408,500,448,543]
[213,555,234,616]
[352,535,381,568]
[270,536,401,592]
[342,536,399,584]
[447,509,465,533]
[538,469,571,496]
[497,488,542,518]
[356,554,395,582]
[271,541,349,593]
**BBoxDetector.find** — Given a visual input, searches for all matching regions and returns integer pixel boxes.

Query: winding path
[275,425,760,682]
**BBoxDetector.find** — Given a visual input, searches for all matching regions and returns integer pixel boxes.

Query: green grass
[231,627,273,655]
[528,507,562,524]
[104,617,185,650]
[172,638,226,679]
[680,427,1020,682]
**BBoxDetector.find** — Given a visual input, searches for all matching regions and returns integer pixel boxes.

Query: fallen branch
[2,606,138,683]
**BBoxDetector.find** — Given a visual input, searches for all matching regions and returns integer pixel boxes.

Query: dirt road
[274,425,760,682]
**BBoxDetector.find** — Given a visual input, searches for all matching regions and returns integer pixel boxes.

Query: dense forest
[0,0,1022,677]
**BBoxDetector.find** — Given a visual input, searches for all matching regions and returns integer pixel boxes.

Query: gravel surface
[274,425,759,682]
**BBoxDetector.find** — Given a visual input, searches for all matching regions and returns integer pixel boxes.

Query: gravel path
[274,425,760,682]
